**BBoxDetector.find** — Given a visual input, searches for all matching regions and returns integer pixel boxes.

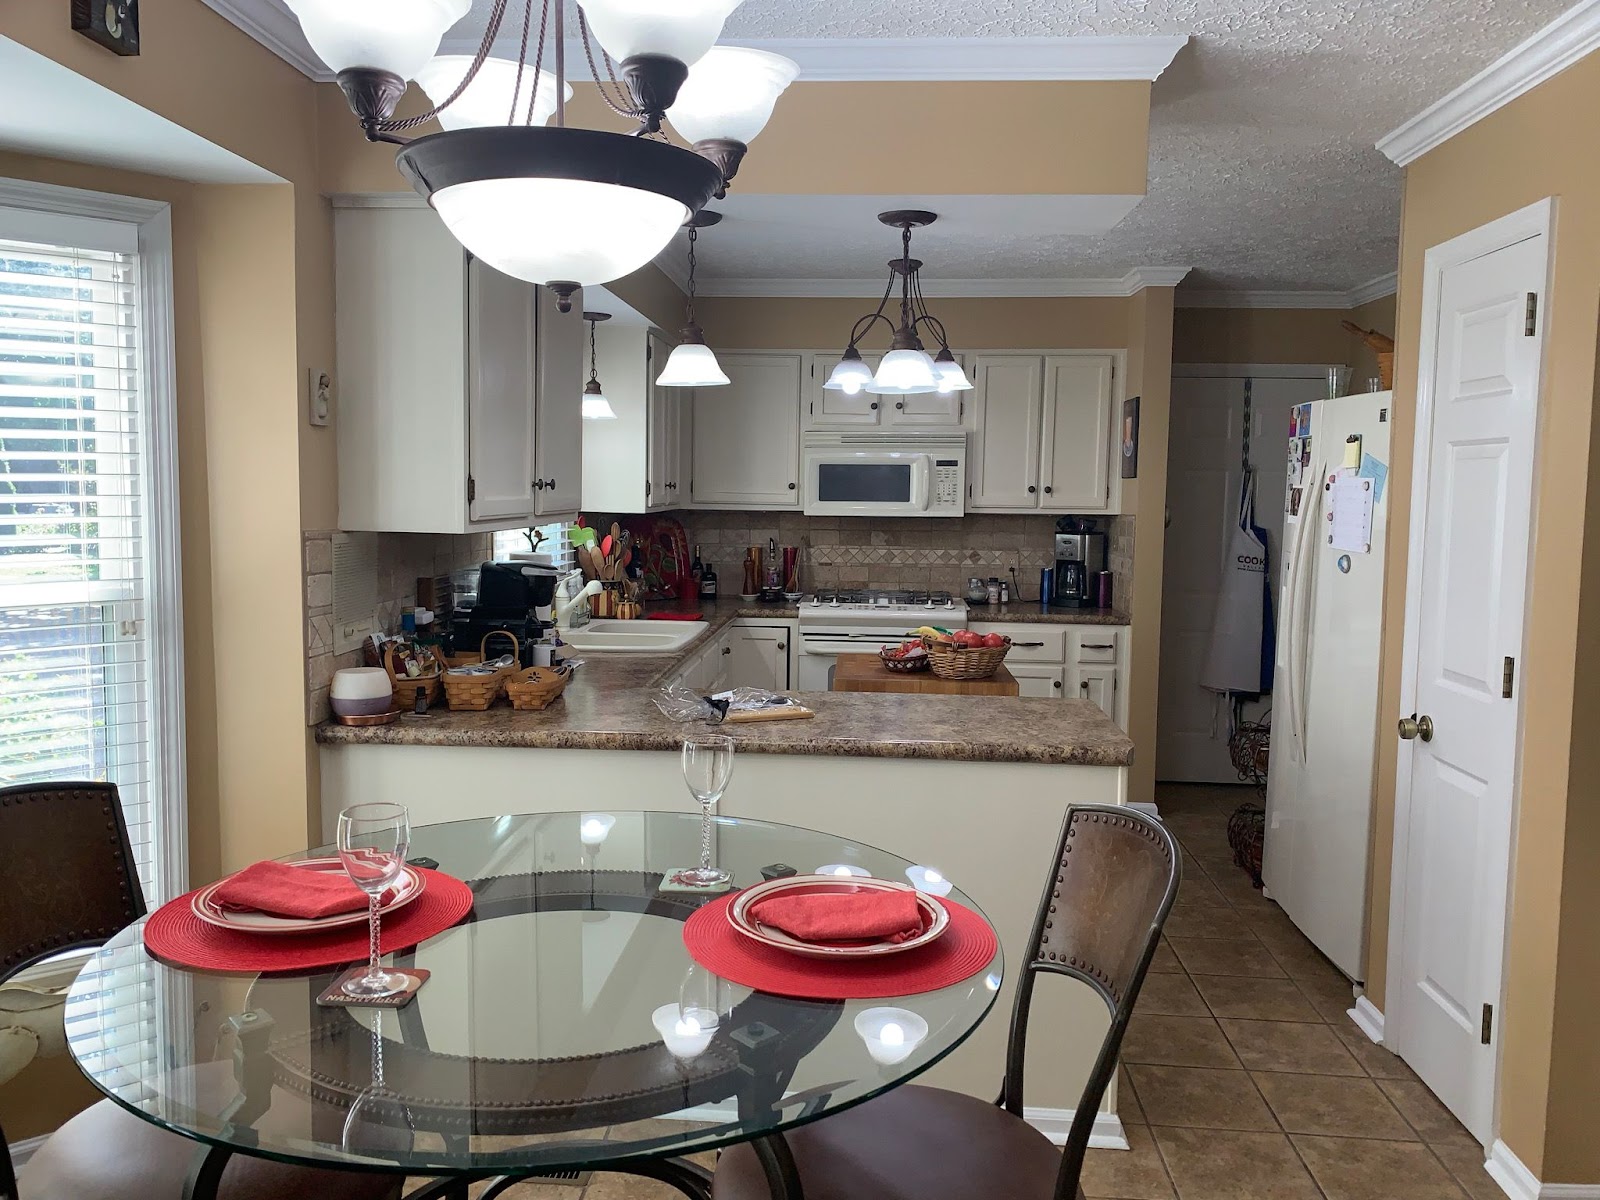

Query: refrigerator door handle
[1287,459,1326,762]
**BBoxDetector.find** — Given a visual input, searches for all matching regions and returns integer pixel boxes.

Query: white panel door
[466,256,536,524]
[691,353,802,508]
[1394,230,1544,1141]
[969,355,1043,509]
[1157,373,1317,781]
[886,358,965,427]
[808,351,884,427]
[533,286,584,517]
[1040,354,1114,510]
[725,625,790,690]
[1069,665,1116,720]
[1009,663,1064,698]
[647,332,682,510]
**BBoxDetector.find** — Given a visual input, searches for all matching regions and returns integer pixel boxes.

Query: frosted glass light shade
[667,47,799,146]
[432,178,689,287]
[578,0,743,67]
[582,392,618,420]
[657,341,730,387]
[933,353,973,393]
[867,348,939,394]
[415,56,572,130]
[285,0,469,79]
[823,352,874,395]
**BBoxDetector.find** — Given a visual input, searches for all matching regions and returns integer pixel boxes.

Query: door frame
[1384,196,1555,1138]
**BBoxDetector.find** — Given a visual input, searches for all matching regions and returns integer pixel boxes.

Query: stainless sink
[561,619,708,656]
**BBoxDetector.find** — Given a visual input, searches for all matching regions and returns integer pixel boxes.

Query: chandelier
[656,210,728,388]
[824,211,972,397]
[582,311,617,420]
[286,0,797,310]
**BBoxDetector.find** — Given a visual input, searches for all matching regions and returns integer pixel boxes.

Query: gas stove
[804,588,964,619]
[796,589,968,689]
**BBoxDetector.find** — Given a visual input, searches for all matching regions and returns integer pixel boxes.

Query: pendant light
[656,211,729,388]
[667,47,800,196]
[824,211,972,397]
[293,0,789,308]
[582,312,618,420]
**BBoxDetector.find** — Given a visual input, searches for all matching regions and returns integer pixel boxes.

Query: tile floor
[412,784,1501,1200]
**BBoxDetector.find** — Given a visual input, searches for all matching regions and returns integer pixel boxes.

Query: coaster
[317,967,431,1009]
[658,869,734,895]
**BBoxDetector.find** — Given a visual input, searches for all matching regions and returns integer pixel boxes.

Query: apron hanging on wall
[1201,467,1273,696]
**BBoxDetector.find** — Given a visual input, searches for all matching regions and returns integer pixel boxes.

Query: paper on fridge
[1328,472,1375,554]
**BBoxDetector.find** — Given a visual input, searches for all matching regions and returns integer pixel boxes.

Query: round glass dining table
[64,811,1004,1200]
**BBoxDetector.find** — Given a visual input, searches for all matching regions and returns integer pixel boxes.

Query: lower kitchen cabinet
[1008,663,1065,699]
[1068,665,1116,720]
[725,624,792,691]
[971,622,1128,728]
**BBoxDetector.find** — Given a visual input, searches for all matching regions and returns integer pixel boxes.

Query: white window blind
[0,227,163,909]
[493,521,576,570]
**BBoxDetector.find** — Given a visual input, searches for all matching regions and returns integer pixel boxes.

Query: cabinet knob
[1080,680,1089,690]
[788,482,796,490]
[895,401,905,410]
[532,479,545,490]
[1028,485,1037,494]
[777,641,786,651]
[546,478,556,489]
[1053,680,1062,690]
[722,646,732,656]
[1044,485,1053,494]
[870,402,879,410]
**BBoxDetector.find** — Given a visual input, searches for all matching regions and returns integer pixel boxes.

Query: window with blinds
[0,227,163,908]
[493,520,577,570]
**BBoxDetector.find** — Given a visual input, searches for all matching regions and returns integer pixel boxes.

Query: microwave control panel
[933,459,962,508]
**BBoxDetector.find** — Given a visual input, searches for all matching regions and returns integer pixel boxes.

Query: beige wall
[1172,298,1397,383]
[1369,51,1600,1183]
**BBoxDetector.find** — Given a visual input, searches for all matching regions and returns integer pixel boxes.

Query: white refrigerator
[1262,391,1392,982]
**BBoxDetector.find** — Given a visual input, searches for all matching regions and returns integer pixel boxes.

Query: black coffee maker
[450,561,556,665]
[1052,532,1108,608]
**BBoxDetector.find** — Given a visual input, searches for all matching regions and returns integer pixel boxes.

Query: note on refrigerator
[1328,472,1375,554]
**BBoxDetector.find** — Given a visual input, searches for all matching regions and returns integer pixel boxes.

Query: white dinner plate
[191,857,424,935]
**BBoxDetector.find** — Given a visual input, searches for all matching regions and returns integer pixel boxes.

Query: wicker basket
[442,633,519,711]
[923,636,1010,681]
[1376,349,1394,390]
[879,648,931,673]
[506,664,572,711]
[382,643,443,710]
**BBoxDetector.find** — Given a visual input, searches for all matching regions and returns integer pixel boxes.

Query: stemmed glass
[336,802,412,999]
[678,734,734,887]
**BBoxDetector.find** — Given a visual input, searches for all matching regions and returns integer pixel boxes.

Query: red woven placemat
[143,869,474,974]
[683,892,998,1000]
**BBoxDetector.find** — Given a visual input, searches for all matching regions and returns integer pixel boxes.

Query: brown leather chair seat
[711,1084,1071,1200]
[18,1096,403,1200]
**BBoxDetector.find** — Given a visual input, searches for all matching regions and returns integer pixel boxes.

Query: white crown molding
[696,266,1190,298]
[198,0,329,80]
[1487,1138,1600,1200]
[1177,271,1397,310]
[1378,0,1600,166]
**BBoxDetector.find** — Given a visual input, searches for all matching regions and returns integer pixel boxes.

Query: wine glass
[336,802,412,999]
[678,734,734,887]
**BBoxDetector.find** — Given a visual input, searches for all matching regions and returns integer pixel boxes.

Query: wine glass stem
[366,893,382,982]
[699,802,713,874]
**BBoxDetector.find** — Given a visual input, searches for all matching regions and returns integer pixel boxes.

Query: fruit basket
[923,633,1011,681]
[879,642,931,673]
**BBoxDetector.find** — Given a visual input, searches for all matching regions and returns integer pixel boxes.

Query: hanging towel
[1201,470,1272,695]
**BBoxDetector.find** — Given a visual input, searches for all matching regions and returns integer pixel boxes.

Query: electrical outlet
[308,368,333,427]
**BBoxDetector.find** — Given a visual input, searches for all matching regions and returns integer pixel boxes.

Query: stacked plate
[727,874,949,960]
[190,856,424,935]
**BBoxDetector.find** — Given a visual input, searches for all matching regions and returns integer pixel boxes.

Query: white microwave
[802,433,967,517]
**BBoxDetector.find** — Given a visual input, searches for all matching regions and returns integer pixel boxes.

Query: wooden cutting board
[832,653,1020,696]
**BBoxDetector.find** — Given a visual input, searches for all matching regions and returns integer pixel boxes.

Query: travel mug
[1039,566,1054,606]
[1096,570,1114,609]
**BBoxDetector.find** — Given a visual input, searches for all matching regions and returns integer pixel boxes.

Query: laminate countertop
[316,599,1134,767]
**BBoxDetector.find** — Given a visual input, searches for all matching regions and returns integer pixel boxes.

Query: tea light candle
[815,864,870,878]
[905,865,953,897]
[580,813,616,848]
[853,1007,929,1066]
[652,1003,716,1059]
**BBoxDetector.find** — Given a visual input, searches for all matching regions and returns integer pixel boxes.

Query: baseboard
[660,1102,1128,1150]
[1348,995,1385,1044]
[8,1133,47,1171]
[1486,1139,1600,1200]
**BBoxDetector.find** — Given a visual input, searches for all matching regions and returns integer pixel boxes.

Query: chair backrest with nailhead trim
[998,804,1180,1200]
[0,781,148,984]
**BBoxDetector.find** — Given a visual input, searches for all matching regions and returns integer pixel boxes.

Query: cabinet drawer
[1072,630,1120,664]
[971,624,1066,664]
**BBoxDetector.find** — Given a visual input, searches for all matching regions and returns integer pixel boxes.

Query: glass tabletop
[65,811,1003,1177]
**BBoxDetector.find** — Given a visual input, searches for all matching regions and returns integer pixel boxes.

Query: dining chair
[711,803,1180,1200]
[1,781,400,1200]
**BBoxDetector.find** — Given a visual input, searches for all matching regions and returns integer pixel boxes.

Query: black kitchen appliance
[449,561,556,665]
[1052,532,1108,608]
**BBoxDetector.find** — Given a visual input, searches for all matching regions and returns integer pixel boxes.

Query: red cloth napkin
[210,861,369,920]
[647,611,707,621]
[749,889,925,944]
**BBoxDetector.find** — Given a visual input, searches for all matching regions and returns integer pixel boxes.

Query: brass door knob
[1398,714,1434,742]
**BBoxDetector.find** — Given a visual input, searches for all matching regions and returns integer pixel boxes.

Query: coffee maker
[449,561,556,665]
[1052,532,1107,608]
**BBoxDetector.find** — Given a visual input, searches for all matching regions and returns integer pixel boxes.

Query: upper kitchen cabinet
[968,351,1120,514]
[691,352,803,508]
[804,352,968,430]
[581,325,688,513]
[647,332,693,510]
[334,203,582,534]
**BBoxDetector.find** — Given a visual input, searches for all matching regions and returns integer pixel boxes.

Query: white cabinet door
[969,355,1043,510]
[647,336,680,511]
[1040,354,1114,511]
[534,287,584,517]
[1069,665,1116,719]
[808,352,884,428]
[1009,663,1065,698]
[886,356,966,427]
[691,353,803,508]
[466,256,537,524]
[725,625,790,690]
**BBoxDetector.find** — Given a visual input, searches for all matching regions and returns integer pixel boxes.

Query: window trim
[0,177,188,904]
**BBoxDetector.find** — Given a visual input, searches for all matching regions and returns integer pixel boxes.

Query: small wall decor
[72,0,140,56]
[1121,395,1141,479]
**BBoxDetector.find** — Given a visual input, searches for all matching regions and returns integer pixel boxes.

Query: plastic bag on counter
[653,685,804,725]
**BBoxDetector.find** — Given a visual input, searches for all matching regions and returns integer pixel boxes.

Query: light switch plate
[308,368,332,427]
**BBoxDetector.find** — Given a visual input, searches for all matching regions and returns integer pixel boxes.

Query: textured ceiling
[432,1,1576,289]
